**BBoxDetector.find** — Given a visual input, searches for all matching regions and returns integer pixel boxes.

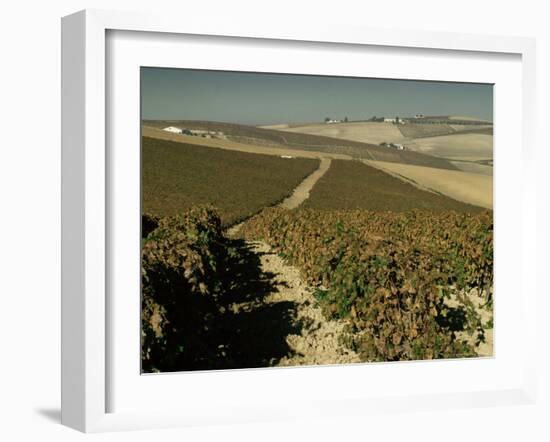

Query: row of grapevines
[141,206,231,372]
[241,208,493,361]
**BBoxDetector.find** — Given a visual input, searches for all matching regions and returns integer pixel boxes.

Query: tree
[324,117,331,122]
[344,116,349,123]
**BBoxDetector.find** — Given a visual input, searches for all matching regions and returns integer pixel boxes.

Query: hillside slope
[302,159,486,213]
[142,136,319,225]
[143,120,459,170]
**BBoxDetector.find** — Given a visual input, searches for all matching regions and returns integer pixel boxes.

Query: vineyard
[143,120,459,170]
[141,153,493,370]
[141,207,310,372]
[141,207,230,372]
[240,208,493,361]
[142,136,319,226]
[142,203,493,372]
[302,160,484,213]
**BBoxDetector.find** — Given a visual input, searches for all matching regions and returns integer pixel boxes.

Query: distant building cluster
[367,116,406,124]
[324,116,349,124]
[383,117,405,124]
[163,126,183,134]
[379,142,405,151]
[162,127,225,139]
[322,114,490,126]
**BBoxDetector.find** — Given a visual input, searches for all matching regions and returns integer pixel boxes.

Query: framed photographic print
[61,9,537,432]
[139,67,495,374]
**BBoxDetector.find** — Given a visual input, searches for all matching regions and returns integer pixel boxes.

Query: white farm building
[162,127,225,138]
[383,117,404,124]
[163,126,183,134]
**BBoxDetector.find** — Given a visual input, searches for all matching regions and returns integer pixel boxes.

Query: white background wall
[0,0,548,440]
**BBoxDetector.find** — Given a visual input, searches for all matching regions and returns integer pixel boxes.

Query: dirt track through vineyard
[279,158,331,209]
[233,240,360,366]
[226,157,330,234]
[227,158,360,366]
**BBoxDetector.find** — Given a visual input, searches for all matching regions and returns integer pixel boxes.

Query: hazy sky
[141,67,493,125]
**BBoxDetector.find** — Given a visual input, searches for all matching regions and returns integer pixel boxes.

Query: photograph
[140,68,494,373]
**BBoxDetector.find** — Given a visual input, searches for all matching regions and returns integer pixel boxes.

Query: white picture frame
[61,9,537,433]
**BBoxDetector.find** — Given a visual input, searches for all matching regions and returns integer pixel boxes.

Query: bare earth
[264,122,406,145]
[142,125,352,160]
[260,123,290,130]
[449,124,493,132]
[450,161,493,176]
[446,288,493,357]
[242,240,361,366]
[148,120,494,364]
[261,122,493,171]
[228,159,492,365]
[448,115,492,122]
[227,159,360,365]
[365,160,493,209]
[280,158,331,209]
[407,133,493,162]
[226,158,332,237]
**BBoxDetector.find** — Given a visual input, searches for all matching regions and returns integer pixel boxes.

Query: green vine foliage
[141,206,230,372]
[241,208,493,361]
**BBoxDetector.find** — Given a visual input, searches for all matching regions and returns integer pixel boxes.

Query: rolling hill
[142,120,459,171]
[302,160,485,213]
[142,136,319,225]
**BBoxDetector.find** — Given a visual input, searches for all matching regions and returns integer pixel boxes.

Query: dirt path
[228,239,360,366]
[220,155,491,367]
[226,158,331,237]
[224,157,359,366]
[279,158,331,209]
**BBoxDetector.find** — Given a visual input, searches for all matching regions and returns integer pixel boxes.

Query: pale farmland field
[449,124,493,132]
[364,160,493,209]
[263,121,406,145]
[407,133,493,162]
[302,159,484,212]
[450,161,493,176]
[448,115,492,122]
[143,122,459,170]
[397,123,456,139]
[142,125,352,160]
